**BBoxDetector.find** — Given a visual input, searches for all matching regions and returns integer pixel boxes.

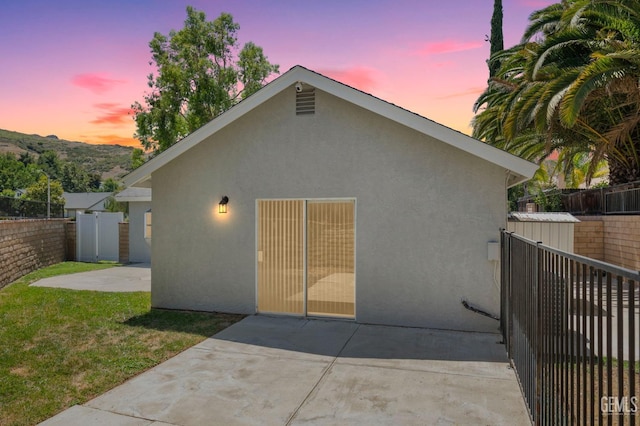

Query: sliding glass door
[306,201,355,317]
[257,200,304,315]
[257,199,355,318]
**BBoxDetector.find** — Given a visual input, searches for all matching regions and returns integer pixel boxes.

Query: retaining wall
[0,219,67,289]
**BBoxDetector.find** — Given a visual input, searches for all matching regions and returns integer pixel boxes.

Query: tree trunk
[607,149,640,185]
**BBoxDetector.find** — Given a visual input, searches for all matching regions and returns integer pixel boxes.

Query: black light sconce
[219,196,229,213]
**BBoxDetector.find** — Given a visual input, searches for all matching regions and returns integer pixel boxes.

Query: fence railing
[0,196,64,218]
[502,230,640,425]
[605,188,640,214]
[517,181,640,215]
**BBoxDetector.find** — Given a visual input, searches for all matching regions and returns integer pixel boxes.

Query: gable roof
[114,187,151,202]
[124,66,538,188]
[63,192,113,210]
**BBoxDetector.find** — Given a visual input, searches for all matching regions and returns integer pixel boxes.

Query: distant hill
[0,129,135,179]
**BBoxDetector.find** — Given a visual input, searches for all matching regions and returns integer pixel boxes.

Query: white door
[76,212,123,262]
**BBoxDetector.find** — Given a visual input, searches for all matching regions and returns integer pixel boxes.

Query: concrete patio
[40,315,530,425]
[30,263,151,292]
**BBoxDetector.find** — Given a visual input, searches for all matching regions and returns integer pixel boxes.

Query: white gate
[76,212,123,262]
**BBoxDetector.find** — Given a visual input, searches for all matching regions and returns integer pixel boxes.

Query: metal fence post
[535,241,543,425]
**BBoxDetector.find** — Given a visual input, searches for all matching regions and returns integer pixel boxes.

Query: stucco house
[115,187,152,263]
[124,66,537,332]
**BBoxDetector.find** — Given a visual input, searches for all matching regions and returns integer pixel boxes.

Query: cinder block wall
[119,222,129,264]
[0,219,67,289]
[65,221,76,261]
[574,216,604,261]
[603,216,640,271]
[574,215,640,271]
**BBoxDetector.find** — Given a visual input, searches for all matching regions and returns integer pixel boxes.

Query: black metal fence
[0,196,64,218]
[502,230,640,425]
[517,181,640,215]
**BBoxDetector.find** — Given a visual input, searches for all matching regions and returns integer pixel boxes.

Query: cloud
[72,73,126,94]
[415,40,483,56]
[436,87,486,100]
[316,67,379,92]
[90,103,134,125]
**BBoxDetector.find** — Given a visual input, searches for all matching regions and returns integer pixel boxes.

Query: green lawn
[0,262,243,426]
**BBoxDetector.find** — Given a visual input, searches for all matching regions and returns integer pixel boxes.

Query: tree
[131,148,145,169]
[88,173,102,191]
[473,0,640,185]
[488,0,503,77]
[558,152,608,189]
[36,150,62,179]
[18,152,35,166]
[22,175,64,205]
[0,153,39,192]
[101,178,121,192]
[132,7,279,153]
[60,162,91,192]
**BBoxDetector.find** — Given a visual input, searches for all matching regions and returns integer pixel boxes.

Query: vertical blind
[257,200,304,314]
[306,201,355,317]
[257,199,354,318]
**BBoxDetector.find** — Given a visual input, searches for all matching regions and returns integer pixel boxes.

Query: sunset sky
[0,0,554,148]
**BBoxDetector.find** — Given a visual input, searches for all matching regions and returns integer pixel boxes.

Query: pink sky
[0,0,554,148]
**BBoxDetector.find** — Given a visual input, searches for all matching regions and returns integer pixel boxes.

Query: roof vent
[296,84,315,115]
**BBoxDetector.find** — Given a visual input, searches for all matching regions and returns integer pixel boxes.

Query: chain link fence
[0,196,64,218]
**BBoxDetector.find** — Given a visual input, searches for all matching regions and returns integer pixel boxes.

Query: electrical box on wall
[488,241,500,261]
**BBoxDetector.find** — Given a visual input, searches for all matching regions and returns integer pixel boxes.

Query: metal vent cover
[296,85,315,115]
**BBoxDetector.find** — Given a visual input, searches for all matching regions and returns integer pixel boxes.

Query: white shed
[508,212,580,253]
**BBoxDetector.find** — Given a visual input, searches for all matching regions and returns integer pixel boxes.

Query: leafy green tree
[473,0,640,185]
[88,173,102,191]
[22,175,64,204]
[131,148,145,169]
[60,162,91,192]
[132,7,279,153]
[0,153,39,192]
[18,152,35,166]
[101,178,121,192]
[507,184,525,212]
[36,150,62,179]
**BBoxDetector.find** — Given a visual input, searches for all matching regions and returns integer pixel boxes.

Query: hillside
[0,129,135,179]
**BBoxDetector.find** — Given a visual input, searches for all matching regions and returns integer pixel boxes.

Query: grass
[0,262,244,426]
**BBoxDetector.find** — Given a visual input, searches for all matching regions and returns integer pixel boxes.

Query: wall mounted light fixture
[219,196,229,213]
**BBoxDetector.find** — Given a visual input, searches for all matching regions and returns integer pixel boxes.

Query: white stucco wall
[128,201,151,263]
[151,86,508,332]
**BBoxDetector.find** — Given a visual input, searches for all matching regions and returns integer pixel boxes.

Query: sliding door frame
[255,197,357,319]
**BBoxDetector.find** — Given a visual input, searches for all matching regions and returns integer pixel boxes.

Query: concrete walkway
[40,315,530,425]
[30,263,150,292]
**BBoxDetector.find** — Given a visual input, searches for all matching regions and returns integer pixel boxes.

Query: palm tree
[559,152,609,188]
[473,0,640,185]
